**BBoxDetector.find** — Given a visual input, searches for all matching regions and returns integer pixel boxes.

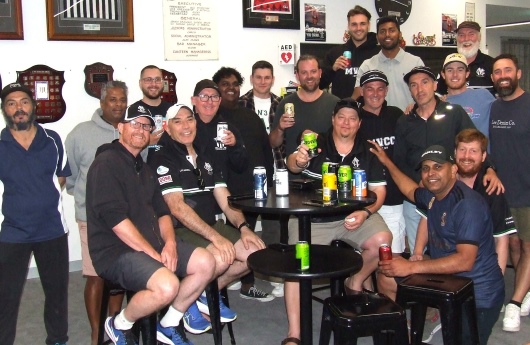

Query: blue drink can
[353,169,367,197]
[253,166,268,200]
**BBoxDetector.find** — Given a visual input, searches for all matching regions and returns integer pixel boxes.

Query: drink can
[353,169,367,197]
[321,161,331,175]
[253,166,268,200]
[154,115,164,131]
[275,169,289,196]
[379,244,392,261]
[276,195,289,208]
[303,132,318,158]
[322,163,338,203]
[338,165,352,192]
[217,122,228,140]
[295,241,310,270]
[285,103,295,119]
[343,51,352,68]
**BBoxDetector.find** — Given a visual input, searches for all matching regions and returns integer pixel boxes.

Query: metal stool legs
[205,280,236,345]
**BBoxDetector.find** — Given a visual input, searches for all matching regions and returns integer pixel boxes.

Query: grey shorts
[511,207,530,242]
[175,220,240,248]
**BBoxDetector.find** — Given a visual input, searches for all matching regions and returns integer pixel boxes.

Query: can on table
[295,241,310,270]
[284,103,295,119]
[338,165,352,193]
[379,244,392,261]
[253,166,268,200]
[154,115,164,131]
[321,161,331,176]
[275,169,289,196]
[323,163,338,203]
[303,132,318,158]
[353,169,367,197]
[343,51,352,68]
[217,122,228,140]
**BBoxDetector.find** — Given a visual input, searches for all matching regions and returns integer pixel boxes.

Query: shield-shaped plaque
[84,62,114,99]
[16,65,66,124]
[160,69,178,104]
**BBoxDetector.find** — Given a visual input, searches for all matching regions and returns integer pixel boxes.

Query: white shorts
[378,205,406,253]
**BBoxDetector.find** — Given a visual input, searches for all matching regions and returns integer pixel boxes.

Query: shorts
[99,238,196,292]
[175,220,240,248]
[287,212,391,250]
[511,207,530,242]
[378,205,406,253]
[78,221,97,276]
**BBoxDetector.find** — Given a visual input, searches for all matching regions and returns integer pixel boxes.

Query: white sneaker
[521,292,530,316]
[227,281,242,291]
[271,282,284,297]
[503,303,521,332]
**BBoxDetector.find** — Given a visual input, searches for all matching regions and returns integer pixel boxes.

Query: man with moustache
[489,54,530,333]
[352,16,423,111]
[65,80,128,345]
[319,5,379,99]
[437,21,495,96]
[0,83,71,345]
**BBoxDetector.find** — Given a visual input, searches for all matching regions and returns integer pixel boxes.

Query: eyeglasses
[128,119,154,132]
[197,94,220,102]
[142,77,163,84]
[193,168,205,190]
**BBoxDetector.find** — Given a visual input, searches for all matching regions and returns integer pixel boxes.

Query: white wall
[1,0,529,271]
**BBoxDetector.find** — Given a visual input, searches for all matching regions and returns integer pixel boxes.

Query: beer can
[321,161,331,176]
[343,51,352,68]
[323,163,338,203]
[217,122,228,140]
[253,166,268,200]
[338,165,352,193]
[303,132,318,158]
[379,244,392,261]
[353,169,367,197]
[275,169,289,196]
[295,241,310,270]
[154,115,164,131]
[285,103,295,119]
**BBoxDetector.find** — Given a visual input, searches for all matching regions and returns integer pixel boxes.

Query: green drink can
[321,161,330,175]
[295,241,310,270]
[338,165,352,192]
[303,132,318,158]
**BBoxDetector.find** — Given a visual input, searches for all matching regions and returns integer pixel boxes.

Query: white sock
[114,309,134,330]
[160,305,184,328]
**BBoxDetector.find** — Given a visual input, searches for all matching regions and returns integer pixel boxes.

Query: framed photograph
[0,0,24,40]
[46,0,134,41]
[243,0,300,30]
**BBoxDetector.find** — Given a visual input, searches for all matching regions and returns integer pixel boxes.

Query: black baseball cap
[334,98,361,115]
[1,82,33,103]
[123,104,155,126]
[193,79,220,96]
[403,66,437,84]
[360,70,389,86]
[416,145,454,169]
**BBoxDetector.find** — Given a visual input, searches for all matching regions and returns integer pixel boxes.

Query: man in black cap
[370,143,504,345]
[0,83,71,345]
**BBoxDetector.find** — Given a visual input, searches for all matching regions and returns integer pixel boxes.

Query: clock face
[375,0,412,24]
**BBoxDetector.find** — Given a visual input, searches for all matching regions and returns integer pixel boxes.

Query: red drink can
[343,51,352,68]
[379,244,392,261]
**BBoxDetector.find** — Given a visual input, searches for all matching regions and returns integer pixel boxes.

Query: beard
[300,79,319,92]
[141,86,163,100]
[457,159,481,178]
[2,108,36,131]
[495,77,518,98]
[457,41,479,59]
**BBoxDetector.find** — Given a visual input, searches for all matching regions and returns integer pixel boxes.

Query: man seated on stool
[283,98,393,345]
[148,104,266,334]
[87,106,216,345]
[370,142,504,345]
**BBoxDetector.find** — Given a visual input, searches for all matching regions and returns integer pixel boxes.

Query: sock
[114,309,134,330]
[509,300,522,308]
[160,305,184,328]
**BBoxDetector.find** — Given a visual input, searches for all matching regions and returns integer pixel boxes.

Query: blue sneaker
[156,322,194,345]
[196,293,237,323]
[105,316,138,345]
[183,301,211,334]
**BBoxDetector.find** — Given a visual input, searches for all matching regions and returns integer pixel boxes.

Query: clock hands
[390,0,409,7]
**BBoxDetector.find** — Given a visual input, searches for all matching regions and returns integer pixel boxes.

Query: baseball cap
[123,104,155,126]
[166,104,193,119]
[403,66,436,84]
[443,53,468,69]
[193,79,220,96]
[334,97,360,115]
[1,82,33,103]
[360,70,389,86]
[456,21,481,33]
[416,145,454,169]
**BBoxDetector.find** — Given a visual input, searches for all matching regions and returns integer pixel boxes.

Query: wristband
[363,208,373,218]
[295,160,309,169]
[237,222,251,231]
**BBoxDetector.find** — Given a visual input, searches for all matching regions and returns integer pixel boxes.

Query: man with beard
[319,5,379,99]
[0,83,71,345]
[437,21,495,96]
[352,16,423,111]
[65,81,128,345]
[489,54,530,333]
[270,54,339,176]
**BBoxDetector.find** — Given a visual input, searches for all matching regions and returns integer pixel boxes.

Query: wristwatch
[237,222,251,231]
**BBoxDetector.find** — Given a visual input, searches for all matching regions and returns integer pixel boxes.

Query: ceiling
[486,4,530,32]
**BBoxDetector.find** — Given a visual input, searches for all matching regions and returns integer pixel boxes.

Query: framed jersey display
[0,0,24,40]
[375,0,412,24]
[243,0,300,30]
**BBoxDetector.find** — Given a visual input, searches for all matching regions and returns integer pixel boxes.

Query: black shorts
[99,238,196,292]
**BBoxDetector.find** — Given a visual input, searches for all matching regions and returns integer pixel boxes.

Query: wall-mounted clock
[375,0,412,24]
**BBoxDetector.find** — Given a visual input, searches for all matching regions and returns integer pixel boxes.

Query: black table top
[247,244,363,280]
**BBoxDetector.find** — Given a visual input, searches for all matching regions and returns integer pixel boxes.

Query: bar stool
[396,273,479,345]
[319,290,408,345]
[204,281,236,345]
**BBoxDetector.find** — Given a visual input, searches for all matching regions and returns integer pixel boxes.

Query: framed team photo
[46,0,134,41]
[242,0,300,30]
[0,0,24,40]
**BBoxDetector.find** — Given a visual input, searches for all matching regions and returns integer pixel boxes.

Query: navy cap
[403,66,436,84]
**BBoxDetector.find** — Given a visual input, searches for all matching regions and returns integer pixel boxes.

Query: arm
[286,143,312,174]
[58,176,66,189]
[269,113,295,148]
[64,132,78,195]
[411,217,428,261]
[226,126,249,174]
[112,218,161,262]
[159,214,177,272]
[495,235,509,275]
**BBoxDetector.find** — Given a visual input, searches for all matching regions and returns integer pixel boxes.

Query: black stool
[319,290,408,345]
[203,281,236,345]
[396,273,479,345]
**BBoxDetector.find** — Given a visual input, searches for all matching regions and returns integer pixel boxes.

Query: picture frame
[46,0,134,41]
[0,0,24,40]
[242,0,300,30]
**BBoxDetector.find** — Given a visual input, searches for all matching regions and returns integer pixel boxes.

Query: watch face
[375,0,412,24]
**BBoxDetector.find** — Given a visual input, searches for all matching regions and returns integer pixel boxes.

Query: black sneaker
[240,286,275,302]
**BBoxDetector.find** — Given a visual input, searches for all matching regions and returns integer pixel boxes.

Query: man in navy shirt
[0,83,71,345]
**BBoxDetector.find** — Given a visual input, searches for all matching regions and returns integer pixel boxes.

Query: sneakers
[183,302,211,334]
[521,292,530,316]
[227,281,242,291]
[197,293,237,323]
[240,286,275,302]
[271,282,284,297]
[156,322,194,345]
[503,303,521,332]
[105,316,138,345]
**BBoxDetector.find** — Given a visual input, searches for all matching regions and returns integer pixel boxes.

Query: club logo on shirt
[476,68,485,77]
[157,166,169,175]
[158,175,173,185]
[441,212,447,226]
[428,197,435,210]
[351,157,360,168]
[204,162,213,175]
